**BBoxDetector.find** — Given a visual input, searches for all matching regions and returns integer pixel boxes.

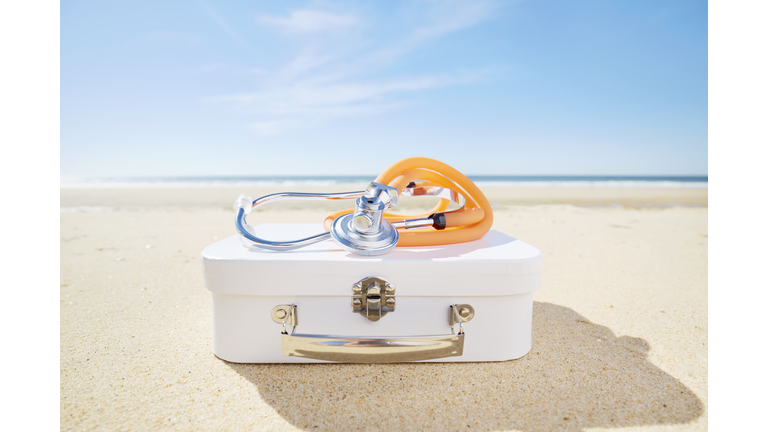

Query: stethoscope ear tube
[234,191,363,251]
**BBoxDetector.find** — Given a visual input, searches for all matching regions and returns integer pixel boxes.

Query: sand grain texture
[60,188,707,431]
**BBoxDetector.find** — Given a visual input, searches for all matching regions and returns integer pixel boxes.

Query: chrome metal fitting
[351,276,396,322]
[330,182,401,255]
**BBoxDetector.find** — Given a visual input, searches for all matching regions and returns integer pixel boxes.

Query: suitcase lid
[201,223,542,296]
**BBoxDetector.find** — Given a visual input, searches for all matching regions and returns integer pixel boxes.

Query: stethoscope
[234,157,493,256]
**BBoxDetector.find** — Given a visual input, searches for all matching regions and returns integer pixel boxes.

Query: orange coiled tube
[323,157,493,247]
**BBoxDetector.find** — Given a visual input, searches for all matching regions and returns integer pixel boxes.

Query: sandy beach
[60,186,707,431]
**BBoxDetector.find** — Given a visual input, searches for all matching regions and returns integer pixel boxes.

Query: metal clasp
[271,304,297,334]
[450,304,475,335]
[352,276,395,321]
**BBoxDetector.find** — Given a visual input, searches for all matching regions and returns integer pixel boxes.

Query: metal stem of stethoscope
[234,183,460,255]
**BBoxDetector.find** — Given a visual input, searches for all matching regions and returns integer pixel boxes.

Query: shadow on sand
[226,302,703,431]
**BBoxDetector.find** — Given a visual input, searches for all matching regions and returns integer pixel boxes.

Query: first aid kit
[200,157,542,363]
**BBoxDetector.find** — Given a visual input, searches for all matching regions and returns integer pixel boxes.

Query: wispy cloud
[211,0,507,134]
[257,9,361,34]
[198,0,250,50]
[411,0,504,40]
[216,74,475,123]
[221,75,475,106]
[248,119,300,136]
[143,31,202,44]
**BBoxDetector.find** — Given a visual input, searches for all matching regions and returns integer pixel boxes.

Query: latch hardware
[449,304,475,335]
[352,276,395,321]
[271,304,297,329]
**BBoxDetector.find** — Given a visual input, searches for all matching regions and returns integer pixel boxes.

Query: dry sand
[60,187,707,431]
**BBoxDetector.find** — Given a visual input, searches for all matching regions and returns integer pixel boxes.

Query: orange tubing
[323,157,493,247]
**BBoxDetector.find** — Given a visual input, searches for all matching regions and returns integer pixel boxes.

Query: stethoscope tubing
[235,189,444,250]
[234,157,492,253]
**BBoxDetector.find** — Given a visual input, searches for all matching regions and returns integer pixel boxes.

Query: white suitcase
[200,223,542,363]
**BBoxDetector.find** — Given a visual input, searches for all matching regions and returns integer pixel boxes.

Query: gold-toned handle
[281,333,464,363]
[272,304,473,363]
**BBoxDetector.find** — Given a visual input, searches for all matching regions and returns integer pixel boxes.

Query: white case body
[200,223,542,363]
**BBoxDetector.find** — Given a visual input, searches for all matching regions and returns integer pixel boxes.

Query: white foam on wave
[60,206,117,212]
[61,180,708,189]
[473,181,708,189]
[60,180,350,188]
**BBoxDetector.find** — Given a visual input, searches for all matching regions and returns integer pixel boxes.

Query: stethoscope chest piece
[329,182,401,256]
[330,212,399,256]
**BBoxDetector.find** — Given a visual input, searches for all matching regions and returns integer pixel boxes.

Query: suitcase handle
[273,304,474,363]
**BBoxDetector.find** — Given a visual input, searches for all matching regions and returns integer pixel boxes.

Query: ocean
[60,175,708,189]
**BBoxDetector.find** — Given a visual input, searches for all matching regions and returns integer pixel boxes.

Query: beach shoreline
[61,186,708,210]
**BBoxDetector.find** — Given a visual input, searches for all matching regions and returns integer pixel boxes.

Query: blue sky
[61,0,707,177]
